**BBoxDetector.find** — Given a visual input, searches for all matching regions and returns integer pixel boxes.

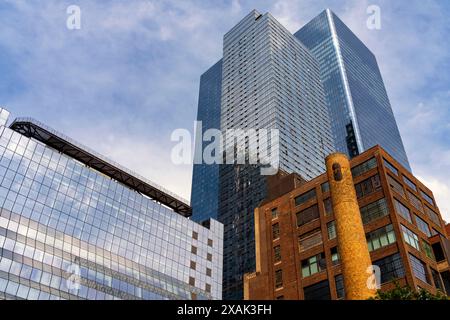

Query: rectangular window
[206,268,212,277]
[207,239,213,247]
[409,254,429,284]
[295,189,316,206]
[274,245,281,262]
[422,240,435,261]
[407,191,423,213]
[366,224,396,252]
[401,225,420,251]
[335,274,345,299]
[360,198,389,224]
[323,198,333,216]
[301,253,326,278]
[296,204,320,227]
[331,247,340,265]
[351,158,377,177]
[431,268,443,291]
[272,223,280,240]
[321,182,330,193]
[299,228,323,252]
[383,159,399,175]
[275,269,283,289]
[420,190,435,207]
[355,174,381,199]
[271,208,278,219]
[403,175,417,192]
[388,175,405,198]
[303,280,331,300]
[191,246,197,255]
[415,215,431,237]
[373,253,405,284]
[424,206,441,226]
[394,199,412,223]
[327,221,336,240]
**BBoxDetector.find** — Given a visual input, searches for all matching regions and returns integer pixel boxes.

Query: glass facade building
[0,110,223,300]
[191,10,334,299]
[294,9,411,171]
[190,60,223,222]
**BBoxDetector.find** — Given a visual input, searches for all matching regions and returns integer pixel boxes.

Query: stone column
[326,153,376,300]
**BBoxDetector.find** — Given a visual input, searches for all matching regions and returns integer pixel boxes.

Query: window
[299,229,322,252]
[424,206,441,226]
[207,239,213,247]
[274,245,281,262]
[275,269,283,289]
[331,247,340,265]
[431,268,444,291]
[296,204,320,227]
[192,231,198,240]
[321,182,330,193]
[323,198,333,216]
[272,223,280,240]
[303,280,331,300]
[407,191,423,213]
[295,189,316,206]
[420,190,435,207]
[327,221,336,240]
[302,253,326,278]
[388,175,405,198]
[355,174,381,198]
[205,284,211,293]
[207,253,212,262]
[415,215,431,237]
[360,198,389,224]
[383,159,398,175]
[366,224,396,252]
[394,199,412,223]
[432,242,445,262]
[351,158,377,177]
[191,245,197,255]
[271,208,278,219]
[190,261,196,270]
[335,274,345,299]
[189,277,195,286]
[401,225,420,251]
[422,241,435,260]
[373,253,405,283]
[206,268,212,277]
[403,175,417,192]
[409,254,429,284]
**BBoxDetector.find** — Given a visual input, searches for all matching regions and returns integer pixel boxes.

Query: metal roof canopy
[10,119,192,217]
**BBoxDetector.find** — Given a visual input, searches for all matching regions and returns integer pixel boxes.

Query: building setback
[245,145,450,299]
[295,9,411,171]
[0,109,223,300]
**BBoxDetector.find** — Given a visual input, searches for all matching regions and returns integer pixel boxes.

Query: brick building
[244,146,450,299]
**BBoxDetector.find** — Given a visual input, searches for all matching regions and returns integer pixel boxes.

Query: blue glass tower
[190,60,222,222]
[295,9,411,171]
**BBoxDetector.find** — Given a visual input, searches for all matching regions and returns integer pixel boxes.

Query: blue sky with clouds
[0,0,449,220]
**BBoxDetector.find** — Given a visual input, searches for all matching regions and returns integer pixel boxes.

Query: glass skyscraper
[191,60,223,222]
[191,10,334,299]
[0,109,223,300]
[294,9,411,171]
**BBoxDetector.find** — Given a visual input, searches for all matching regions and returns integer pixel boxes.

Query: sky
[0,0,449,221]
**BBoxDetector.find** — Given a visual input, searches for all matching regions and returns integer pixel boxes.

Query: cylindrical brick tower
[325,153,376,300]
